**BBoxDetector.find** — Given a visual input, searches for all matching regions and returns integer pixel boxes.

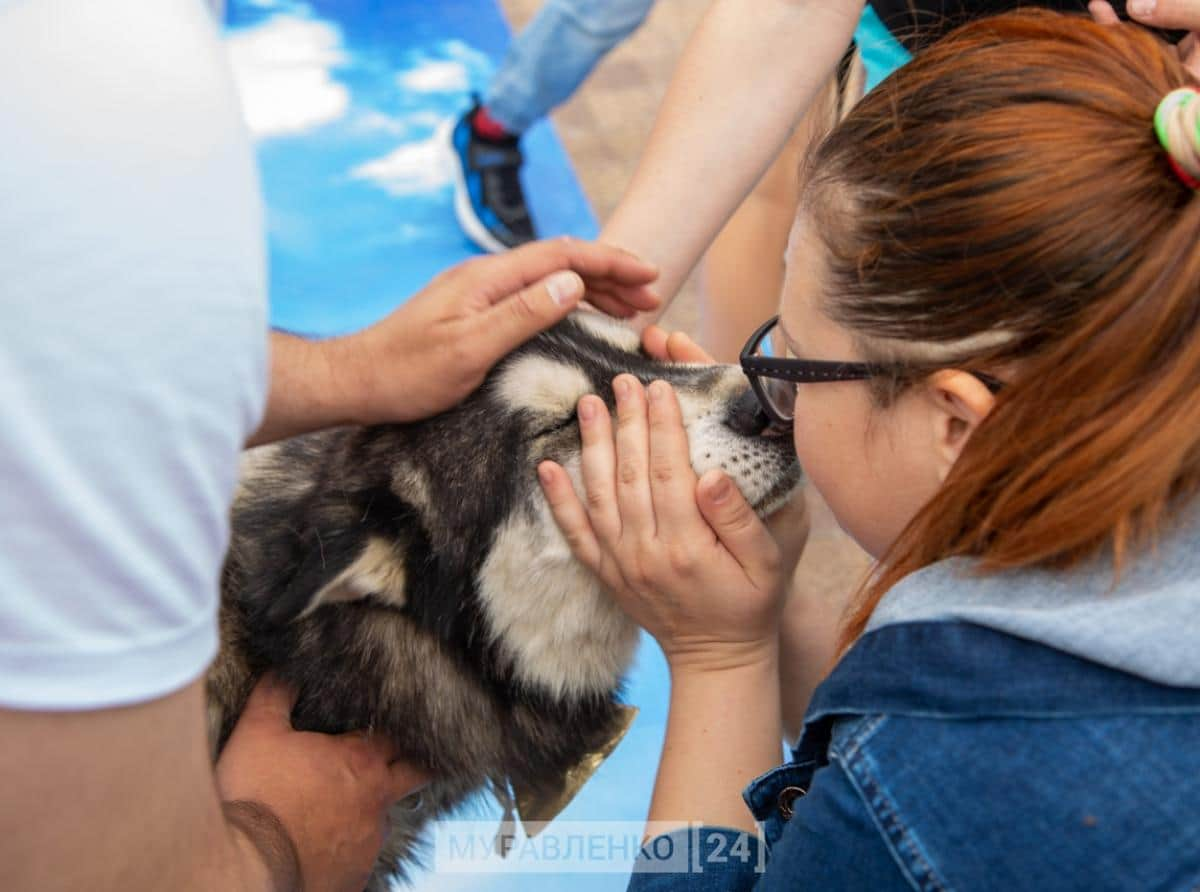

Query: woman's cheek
[790,403,883,557]
[792,414,835,499]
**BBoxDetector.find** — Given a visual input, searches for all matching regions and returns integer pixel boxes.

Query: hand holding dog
[216,675,428,892]
[539,376,787,674]
[641,324,812,582]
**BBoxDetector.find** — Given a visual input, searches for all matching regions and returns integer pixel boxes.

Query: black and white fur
[208,313,801,888]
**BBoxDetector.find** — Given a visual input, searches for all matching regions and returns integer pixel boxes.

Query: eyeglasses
[739,316,1005,424]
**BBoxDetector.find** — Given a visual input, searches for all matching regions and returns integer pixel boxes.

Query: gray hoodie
[866,505,1200,688]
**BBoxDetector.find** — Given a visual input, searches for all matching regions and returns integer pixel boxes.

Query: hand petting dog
[250,238,660,446]
[538,374,788,674]
[640,323,812,593]
[538,373,792,833]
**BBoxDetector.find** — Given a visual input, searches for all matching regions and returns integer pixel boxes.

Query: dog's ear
[263,529,407,626]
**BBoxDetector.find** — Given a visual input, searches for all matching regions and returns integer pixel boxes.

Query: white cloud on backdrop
[226,14,350,138]
[393,39,492,97]
[349,40,494,197]
[397,59,470,93]
[350,136,452,197]
[225,7,495,199]
[350,109,444,138]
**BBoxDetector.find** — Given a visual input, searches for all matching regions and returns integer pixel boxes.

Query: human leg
[450,0,656,253]
[485,0,657,134]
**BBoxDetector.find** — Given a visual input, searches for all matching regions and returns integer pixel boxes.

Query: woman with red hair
[543,10,1200,888]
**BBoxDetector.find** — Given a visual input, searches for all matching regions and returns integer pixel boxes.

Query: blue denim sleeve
[626,760,909,891]
[757,760,912,890]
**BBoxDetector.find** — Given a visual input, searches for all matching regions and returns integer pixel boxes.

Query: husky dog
[209,313,801,888]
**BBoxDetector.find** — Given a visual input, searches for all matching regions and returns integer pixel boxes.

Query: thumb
[481,270,584,358]
[240,673,298,730]
[1123,0,1200,31]
[696,470,778,579]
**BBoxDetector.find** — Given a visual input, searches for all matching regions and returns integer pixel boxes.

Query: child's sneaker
[446,100,536,253]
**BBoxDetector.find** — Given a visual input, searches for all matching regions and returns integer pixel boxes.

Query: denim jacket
[627,620,1200,891]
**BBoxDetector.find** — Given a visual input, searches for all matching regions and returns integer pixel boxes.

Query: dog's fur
[208,313,801,888]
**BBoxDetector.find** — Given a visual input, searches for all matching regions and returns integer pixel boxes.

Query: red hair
[800,12,1200,647]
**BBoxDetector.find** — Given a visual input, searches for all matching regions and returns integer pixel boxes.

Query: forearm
[1,683,289,892]
[601,0,864,311]
[647,650,783,835]
[249,332,363,447]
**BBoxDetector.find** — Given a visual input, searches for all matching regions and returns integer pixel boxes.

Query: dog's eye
[533,414,578,440]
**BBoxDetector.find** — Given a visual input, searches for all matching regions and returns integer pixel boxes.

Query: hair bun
[1155,87,1200,189]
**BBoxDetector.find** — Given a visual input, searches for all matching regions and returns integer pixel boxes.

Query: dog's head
[232,314,801,702]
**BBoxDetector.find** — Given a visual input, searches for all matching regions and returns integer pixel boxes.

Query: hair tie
[1154,87,1200,190]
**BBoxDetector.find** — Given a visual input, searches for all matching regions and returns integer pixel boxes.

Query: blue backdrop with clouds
[225,0,600,335]
[223,2,669,889]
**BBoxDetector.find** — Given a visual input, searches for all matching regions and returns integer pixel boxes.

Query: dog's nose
[725,388,772,437]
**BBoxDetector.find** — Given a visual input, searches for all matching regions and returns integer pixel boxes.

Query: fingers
[1124,0,1200,30]
[585,278,664,318]
[538,459,604,569]
[641,326,715,363]
[478,238,660,310]
[695,470,780,582]
[576,394,622,544]
[1089,1,1122,24]
[646,381,706,538]
[641,325,671,361]
[239,674,298,730]
[1181,33,1200,79]
[585,290,638,319]
[612,376,656,539]
[665,331,715,364]
[476,270,584,364]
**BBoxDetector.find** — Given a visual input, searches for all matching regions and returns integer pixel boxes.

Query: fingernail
[648,380,668,402]
[578,397,596,421]
[537,463,554,485]
[614,376,631,400]
[1130,0,1155,16]
[709,476,732,503]
[547,271,582,307]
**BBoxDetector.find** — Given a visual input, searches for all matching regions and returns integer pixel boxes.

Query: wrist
[649,641,783,833]
[317,334,375,427]
[666,637,779,681]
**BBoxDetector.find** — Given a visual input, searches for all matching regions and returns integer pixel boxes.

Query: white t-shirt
[0,0,268,709]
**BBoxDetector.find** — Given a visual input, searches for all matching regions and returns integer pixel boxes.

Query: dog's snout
[725,388,771,438]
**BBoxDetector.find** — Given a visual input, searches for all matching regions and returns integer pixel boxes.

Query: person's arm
[539,378,792,833]
[600,0,864,311]
[249,238,659,446]
[1,677,423,892]
[640,327,827,745]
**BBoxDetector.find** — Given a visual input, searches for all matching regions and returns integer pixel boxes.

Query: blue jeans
[485,0,656,134]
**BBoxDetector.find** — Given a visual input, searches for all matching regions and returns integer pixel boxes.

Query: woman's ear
[924,370,997,482]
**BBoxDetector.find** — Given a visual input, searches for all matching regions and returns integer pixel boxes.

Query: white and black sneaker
[445,100,537,253]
